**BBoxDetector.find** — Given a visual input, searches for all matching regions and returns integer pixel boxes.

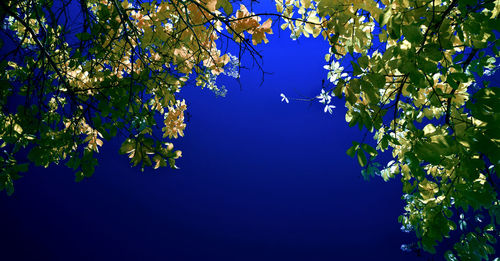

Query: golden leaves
[418,179,439,204]
[2,0,276,191]
[131,10,150,28]
[64,117,104,153]
[231,5,261,34]
[277,0,323,39]
[204,52,230,74]
[162,100,187,139]
[230,5,273,45]
[251,18,273,45]
[202,0,218,12]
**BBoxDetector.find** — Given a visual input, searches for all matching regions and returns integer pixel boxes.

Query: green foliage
[277,0,500,258]
[0,0,272,193]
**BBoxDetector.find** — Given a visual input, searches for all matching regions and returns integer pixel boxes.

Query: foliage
[0,0,273,194]
[276,0,500,259]
[2,0,500,259]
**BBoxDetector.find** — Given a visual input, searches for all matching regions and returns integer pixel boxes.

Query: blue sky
[0,1,459,260]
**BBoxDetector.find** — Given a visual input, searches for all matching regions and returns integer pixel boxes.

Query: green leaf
[358,55,369,69]
[216,0,233,14]
[351,61,363,76]
[388,20,401,40]
[357,150,367,167]
[424,44,442,62]
[75,171,85,182]
[361,143,378,157]
[346,144,357,157]
[418,57,437,74]
[403,24,423,44]
[120,139,135,154]
[75,32,92,41]
[367,73,386,89]
[16,163,29,173]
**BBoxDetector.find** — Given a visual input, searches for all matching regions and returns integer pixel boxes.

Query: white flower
[324,61,346,84]
[323,61,342,71]
[400,244,411,252]
[324,104,335,114]
[280,93,289,103]
[222,53,240,78]
[317,89,331,104]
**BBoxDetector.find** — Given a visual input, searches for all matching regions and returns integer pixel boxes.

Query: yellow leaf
[203,0,218,12]
[423,124,436,135]
[276,2,284,13]
[14,124,23,134]
[492,0,500,18]
[251,18,273,45]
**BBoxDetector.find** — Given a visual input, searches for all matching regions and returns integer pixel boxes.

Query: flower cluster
[205,72,218,90]
[203,73,229,97]
[317,89,335,114]
[222,53,240,79]
[214,85,228,97]
[199,54,237,97]
[323,60,348,85]
[400,222,413,233]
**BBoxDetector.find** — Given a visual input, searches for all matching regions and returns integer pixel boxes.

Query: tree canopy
[1,0,500,259]
[276,0,500,259]
[0,0,272,188]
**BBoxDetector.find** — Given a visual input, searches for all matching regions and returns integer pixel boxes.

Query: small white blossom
[323,61,341,71]
[400,223,413,233]
[280,93,289,103]
[400,244,411,252]
[324,61,346,84]
[214,85,228,97]
[317,89,331,104]
[324,104,335,114]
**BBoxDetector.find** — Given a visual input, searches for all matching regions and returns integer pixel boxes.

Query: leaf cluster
[277,0,500,258]
[0,0,274,193]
